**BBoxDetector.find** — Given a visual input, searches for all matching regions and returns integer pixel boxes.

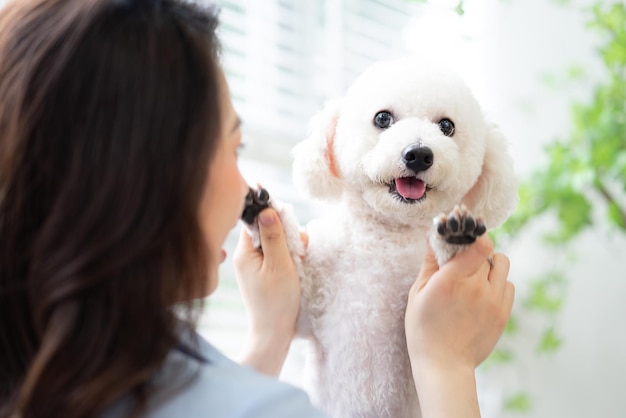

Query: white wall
[477,0,626,417]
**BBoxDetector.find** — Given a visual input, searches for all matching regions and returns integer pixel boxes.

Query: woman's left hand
[233,208,305,376]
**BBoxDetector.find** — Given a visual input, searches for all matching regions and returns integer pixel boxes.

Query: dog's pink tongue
[396,177,426,200]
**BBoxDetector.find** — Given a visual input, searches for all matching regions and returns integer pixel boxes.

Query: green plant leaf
[504,392,532,413]
[455,2,465,16]
[607,201,626,230]
[543,190,592,243]
[537,327,562,353]
[524,273,565,314]
[504,314,518,335]
[567,64,587,80]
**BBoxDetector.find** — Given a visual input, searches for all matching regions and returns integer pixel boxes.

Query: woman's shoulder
[104,331,327,418]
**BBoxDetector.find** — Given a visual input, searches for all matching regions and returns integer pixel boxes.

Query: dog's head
[293,57,517,228]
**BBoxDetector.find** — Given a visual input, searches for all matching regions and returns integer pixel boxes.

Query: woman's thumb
[412,240,439,291]
[257,208,291,263]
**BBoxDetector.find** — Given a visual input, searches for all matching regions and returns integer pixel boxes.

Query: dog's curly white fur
[252,58,518,418]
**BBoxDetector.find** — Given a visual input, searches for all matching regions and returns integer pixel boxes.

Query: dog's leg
[429,204,487,266]
[240,186,314,337]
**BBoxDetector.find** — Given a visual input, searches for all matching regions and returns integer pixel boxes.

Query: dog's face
[293,58,517,228]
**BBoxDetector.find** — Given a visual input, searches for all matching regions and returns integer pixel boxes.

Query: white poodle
[244,57,517,418]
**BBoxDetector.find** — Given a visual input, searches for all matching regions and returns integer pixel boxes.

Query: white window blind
[218,0,321,143]
[216,0,420,155]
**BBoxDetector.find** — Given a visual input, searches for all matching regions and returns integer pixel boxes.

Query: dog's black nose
[402,144,433,172]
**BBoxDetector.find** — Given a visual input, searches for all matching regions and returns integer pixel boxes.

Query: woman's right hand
[233,208,304,376]
[405,234,514,418]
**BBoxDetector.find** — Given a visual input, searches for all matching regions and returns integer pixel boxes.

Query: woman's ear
[462,122,519,229]
[292,98,344,201]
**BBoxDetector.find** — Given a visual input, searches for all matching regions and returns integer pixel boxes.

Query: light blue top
[103,329,328,417]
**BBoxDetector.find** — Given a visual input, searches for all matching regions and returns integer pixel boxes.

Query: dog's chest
[307,216,427,274]
[303,216,428,319]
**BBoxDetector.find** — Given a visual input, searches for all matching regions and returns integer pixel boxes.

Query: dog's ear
[462,122,518,229]
[292,98,344,200]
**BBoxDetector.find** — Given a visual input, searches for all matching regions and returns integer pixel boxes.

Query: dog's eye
[438,118,455,137]
[374,111,394,129]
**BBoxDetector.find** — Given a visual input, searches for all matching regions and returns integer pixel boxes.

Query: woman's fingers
[503,281,515,312]
[441,234,495,278]
[257,208,291,270]
[486,254,514,330]
[412,242,440,292]
[487,253,510,296]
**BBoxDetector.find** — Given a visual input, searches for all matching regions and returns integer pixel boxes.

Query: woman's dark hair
[0,0,222,416]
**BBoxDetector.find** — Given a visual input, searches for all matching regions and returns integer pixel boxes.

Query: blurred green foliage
[489,1,626,414]
[504,392,532,414]
[499,2,626,242]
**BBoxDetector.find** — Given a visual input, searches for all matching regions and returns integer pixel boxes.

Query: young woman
[0,0,514,417]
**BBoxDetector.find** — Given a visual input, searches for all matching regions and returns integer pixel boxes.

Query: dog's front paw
[242,186,271,225]
[241,186,271,250]
[240,186,305,267]
[434,204,486,245]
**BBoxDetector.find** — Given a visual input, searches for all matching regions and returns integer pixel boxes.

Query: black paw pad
[435,205,486,245]
[241,186,270,225]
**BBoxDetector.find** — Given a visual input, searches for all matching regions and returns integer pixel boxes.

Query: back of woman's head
[0,0,221,416]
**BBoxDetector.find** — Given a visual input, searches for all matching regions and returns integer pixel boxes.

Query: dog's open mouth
[389,177,429,203]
